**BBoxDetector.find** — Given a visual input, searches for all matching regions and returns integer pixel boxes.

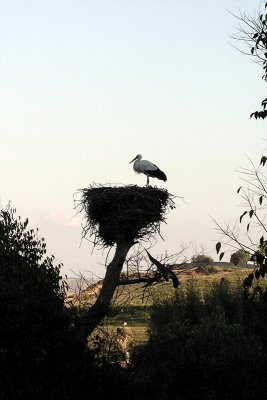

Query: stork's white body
[129,154,167,186]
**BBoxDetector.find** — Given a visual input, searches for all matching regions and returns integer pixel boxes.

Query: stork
[129,154,167,186]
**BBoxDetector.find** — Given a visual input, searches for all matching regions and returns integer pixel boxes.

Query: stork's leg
[146,176,149,186]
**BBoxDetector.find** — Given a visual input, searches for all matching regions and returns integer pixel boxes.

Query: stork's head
[129,154,142,164]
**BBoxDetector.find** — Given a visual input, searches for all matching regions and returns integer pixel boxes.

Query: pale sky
[1,0,267,278]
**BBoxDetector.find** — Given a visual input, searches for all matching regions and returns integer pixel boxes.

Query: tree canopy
[230,249,250,266]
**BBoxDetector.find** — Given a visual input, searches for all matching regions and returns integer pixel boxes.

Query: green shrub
[0,207,66,394]
[0,207,131,400]
[192,254,214,265]
[131,279,267,400]
[196,264,218,275]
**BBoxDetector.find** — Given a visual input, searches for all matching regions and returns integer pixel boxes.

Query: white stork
[129,154,167,186]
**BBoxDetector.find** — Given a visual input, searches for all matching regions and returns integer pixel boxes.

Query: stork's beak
[129,156,137,164]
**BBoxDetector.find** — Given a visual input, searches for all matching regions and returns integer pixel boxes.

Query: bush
[131,279,267,400]
[0,207,77,397]
[230,249,250,266]
[192,254,214,265]
[0,207,135,399]
[195,264,218,275]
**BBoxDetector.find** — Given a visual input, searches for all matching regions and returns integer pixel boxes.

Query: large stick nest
[76,184,175,247]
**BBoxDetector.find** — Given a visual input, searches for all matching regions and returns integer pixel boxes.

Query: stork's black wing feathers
[146,168,167,182]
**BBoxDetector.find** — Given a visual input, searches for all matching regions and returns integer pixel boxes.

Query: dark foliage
[0,206,131,400]
[0,207,77,398]
[77,184,175,246]
[0,207,66,389]
[130,279,267,400]
[2,207,267,400]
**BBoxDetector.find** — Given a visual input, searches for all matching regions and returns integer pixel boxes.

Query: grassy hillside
[86,266,253,344]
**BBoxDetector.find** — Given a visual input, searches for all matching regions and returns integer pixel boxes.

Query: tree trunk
[83,238,134,336]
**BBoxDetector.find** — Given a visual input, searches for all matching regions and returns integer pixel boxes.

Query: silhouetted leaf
[259,268,265,278]
[253,33,259,39]
[172,275,180,289]
[237,187,241,194]
[256,285,263,294]
[254,252,265,266]
[249,210,254,218]
[247,223,250,232]
[259,110,267,119]
[243,277,253,289]
[248,273,254,282]
[240,211,247,223]
[219,252,224,261]
[259,196,263,205]
[255,269,261,280]
[251,47,255,54]
[260,156,267,166]
[216,242,221,254]
[260,236,264,246]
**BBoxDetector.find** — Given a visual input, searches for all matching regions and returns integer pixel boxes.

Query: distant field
[91,266,253,345]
